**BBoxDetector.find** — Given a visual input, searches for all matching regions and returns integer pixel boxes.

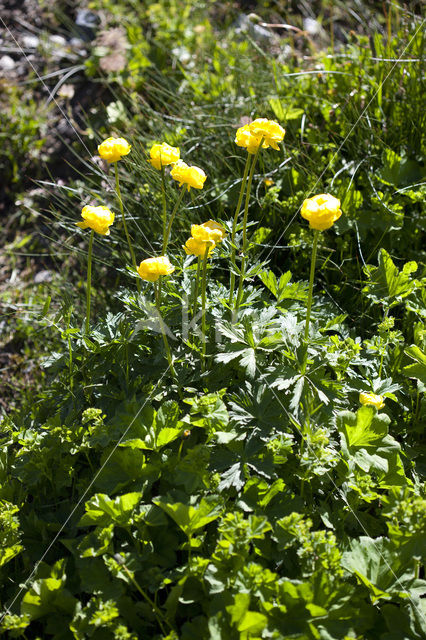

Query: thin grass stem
[163,186,186,254]
[229,154,252,307]
[114,162,139,291]
[303,229,320,369]
[85,229,94,335]
[235,144,262,314]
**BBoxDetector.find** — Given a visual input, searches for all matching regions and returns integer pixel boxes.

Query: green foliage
[2,1,426,638]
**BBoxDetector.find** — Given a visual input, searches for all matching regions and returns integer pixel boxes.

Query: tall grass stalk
[229,154,252,307]
[114,162,139,291]
[235,144,262,314]
[85,229,94,335]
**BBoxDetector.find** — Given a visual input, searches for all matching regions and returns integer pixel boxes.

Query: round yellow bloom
[235,124,266,154]
[137,256,175,282]
[201,220,226,242]
[149,142,180,170]
[183,220,225,257]
[248,118,286,150]
[183,237,215,258]
[235,119,285,154]
[170,160,207,191]
[359,392,385,410]
[300,194,342,231]
[76,205,115,235]
[98,137,131,163]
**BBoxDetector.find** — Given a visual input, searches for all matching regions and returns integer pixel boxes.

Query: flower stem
[154,279,176,378]
[160,165,167,251]
[119,560,172,633]
[85,229,94,335]
[229,154,252,307]
[192,257,201,319]
[303,229,319,362]
[201,245,210,371]
[163,186,186,254]
[235,144,262,314]
[115,162,139,290]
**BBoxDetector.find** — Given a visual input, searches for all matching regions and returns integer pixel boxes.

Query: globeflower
[235,118,285,154]
[171,160,207,191]
[235,124,266,154]
[193,220,226,244]
[359,392,385,410]
[183,220,225,257]
[184,237,215,258]
[137,256,175,282]
[300,194,342,231]
[76,205,115,236]
[150,142,180,170]
[248,118,285,150]
[98,136,131,163]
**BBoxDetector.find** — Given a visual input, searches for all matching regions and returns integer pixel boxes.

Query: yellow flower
[201,219,226,242]
[137,256,175,282]
[235,124,266,154]
[192,220,226,244]
[359,392,385,410]
[171,160,207,191]
[183,220,225,257]
[76,205,115,235]
[235,119,285,154]
[300,193,342,231]
[149,142,180,170]
[248,118,286,150]
[183,237,215,258]
[98,137,131,163]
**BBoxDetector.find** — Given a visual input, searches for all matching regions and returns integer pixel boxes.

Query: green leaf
[21,577,76,621]
[79,493,140,527]
[337,407,390,448]
[363,249,418,305]
[94,448,146,493]
[403,345,426,385]
[153,496,222,538]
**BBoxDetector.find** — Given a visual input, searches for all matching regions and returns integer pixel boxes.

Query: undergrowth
[1,2,425,639]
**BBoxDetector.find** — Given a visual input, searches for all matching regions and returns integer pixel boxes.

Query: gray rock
[21,34,39,48]
[0,55,15,70]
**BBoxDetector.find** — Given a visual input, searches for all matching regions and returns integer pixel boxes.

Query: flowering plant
[76,205,115,236]
[149,142,180,170]
[98,137,131,163]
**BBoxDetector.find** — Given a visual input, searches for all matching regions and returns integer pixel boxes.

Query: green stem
[85,229,94,335]
[154,279,176,378]
[115,162,139,291]
[163,186,186,254]
[192,257,201,319]
[229,154,252,307]
[303,229,319,356]
[201,244,210,370]
[120,563,171,633]
[235,144,262,314]
[160,165,167,252]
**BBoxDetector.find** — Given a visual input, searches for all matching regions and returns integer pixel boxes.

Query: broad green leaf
[94,448,146,493]
[403,345,426,385]
[363,249,418,305]
[337,407,390,448]
[153,496,222,537]
[21,577,76,621]
[79,493,140,527]
[341,536,416,602]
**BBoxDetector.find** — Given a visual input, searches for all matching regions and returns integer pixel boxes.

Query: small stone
[49,35,67,47]
[0,55,15,71]
[303,18,323,37]
[22,34,39,48]
[34,270,52,284]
